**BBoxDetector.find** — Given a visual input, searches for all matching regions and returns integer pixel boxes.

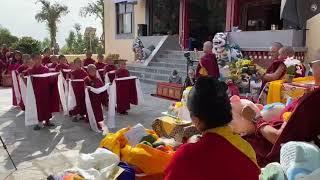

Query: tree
[41,37,51,50]
[12,37,42,54]
[35,0,69,49]
[0,26,19,47]
[80,0,104,50]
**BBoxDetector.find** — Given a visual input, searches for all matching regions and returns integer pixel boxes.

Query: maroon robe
[8,59,23,106]
[27,65,53,122]
[83,58,95,66]
[196,52,220,79]
[165,132,260,180]
[261,58,286,89]
[95,62,106,82]
[243,98,300,167]
[42,56,51,65]
[47,62,58,72]
[116,68,130,78]
[84,75,107,129]
[55,63,70,79]
[16,65,29,110]
[115,78,138,113]
[105,64,117,83]
[70,68,88,116]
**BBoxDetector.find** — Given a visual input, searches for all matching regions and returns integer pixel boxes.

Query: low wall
[64,54,101,63]
[306,14,320,62]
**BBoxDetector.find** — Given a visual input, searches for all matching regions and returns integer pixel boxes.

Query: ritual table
[152,116,199,142]
[262,77,316,104]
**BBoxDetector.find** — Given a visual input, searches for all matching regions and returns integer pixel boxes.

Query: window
[116,2,133,34]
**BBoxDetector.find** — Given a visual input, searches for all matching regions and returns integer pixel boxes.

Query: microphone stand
[0,136,17,170]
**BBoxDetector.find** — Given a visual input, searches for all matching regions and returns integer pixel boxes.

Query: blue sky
[0,0,102,46]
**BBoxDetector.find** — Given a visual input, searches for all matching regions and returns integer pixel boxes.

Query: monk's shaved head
[270,42,284,59]
[203,41,213,53]
[87,64,97,77]
[279,46,295,58]
[271,42,283,50]
[74,57,81,64]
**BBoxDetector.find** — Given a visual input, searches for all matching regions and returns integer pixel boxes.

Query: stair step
[154,58,195,65]
[129,70,186,82]
[149,62,188,69]
[127,66,187,77]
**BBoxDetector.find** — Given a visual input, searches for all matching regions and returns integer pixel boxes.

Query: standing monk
[84,64,107,130]
[261,42,286,88]
[95,54,106,81]
[195,41,220,79]
[83,51,95,66]
[56,55,71,78]
[47,55,59,71]
[70,58,88,122]
[17,54,33,110]
[104,58,117,72]
[116,61,130,78]
[42,48,52,65]
[27,53,55,130]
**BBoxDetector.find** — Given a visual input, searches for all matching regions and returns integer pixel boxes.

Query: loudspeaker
[138,24,148,36]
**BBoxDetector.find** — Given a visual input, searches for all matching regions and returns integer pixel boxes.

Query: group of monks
[0,46,132,131]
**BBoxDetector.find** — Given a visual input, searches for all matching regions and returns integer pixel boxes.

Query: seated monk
[70,58,88,122]
[261,42,286,88]
[195,41,219,79]
[83,51,95,66]
[41,48,51,65]
[84,64,108,130]
[116,61,130,78]
[241,54,320,167]
[165,77,260,180]
[27,53,55,130]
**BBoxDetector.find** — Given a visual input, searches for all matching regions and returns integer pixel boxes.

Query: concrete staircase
[127,50,198,84]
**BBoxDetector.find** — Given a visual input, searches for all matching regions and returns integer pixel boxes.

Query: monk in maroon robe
[104,58,117,83]
[27,53,56,130]
[9,51,23,106]
[47,55,59,72]
[84,64,107,129]
[116,61,130,78]
[70,58,88,121]
[41,48,51,65]
[83,51,95,66]
[56,55,70,79]
[16,54,33,110]
[95,54,106,82]
[261,42,286,89]
[195,41,219,79]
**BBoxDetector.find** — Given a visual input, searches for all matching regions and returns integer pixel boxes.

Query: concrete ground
[0,83,171,179]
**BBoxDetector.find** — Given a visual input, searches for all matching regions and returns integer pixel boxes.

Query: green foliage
[0,26,19,47]
[63,24,101,54]
[12,37,42,54]
[41,37,51,50]
[287,66,297,75]
[35,0,69,48]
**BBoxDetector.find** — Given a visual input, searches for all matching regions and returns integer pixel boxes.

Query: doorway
[188,0,226,50]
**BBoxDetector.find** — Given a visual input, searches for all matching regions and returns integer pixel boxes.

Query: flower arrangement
[283,57,303,82]
[229,59,256,81]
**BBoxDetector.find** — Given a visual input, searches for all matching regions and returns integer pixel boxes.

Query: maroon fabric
[195,52,220,79]
[27,65,52,122]
[48,75,60,113]
[83,58,95,66]
[84,75,107,129]
[47,62,58,69]
[55,63,70,79]
[42,56,51,65]
[8,62,21,106]
[165,133,260,180]
[261,58,286,89]
[244,90,320,167]
[69,69,88,116]
[16,65,29,110]
[115,78,137,113]
[104,64,117,72]
[116,68,130,78]
[295,64,306,78]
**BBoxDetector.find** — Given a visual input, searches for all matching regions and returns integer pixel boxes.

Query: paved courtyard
[0,83,171,179]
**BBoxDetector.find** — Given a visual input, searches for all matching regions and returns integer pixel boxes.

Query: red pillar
[179,0,190,50]
[225,0,239,32]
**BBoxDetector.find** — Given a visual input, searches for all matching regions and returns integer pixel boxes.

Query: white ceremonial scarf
[104,70,116,84]
[57,72,68,115]
[11,70,21,105]
[67,79,83,111]
[96,70,102,81]
[25,72,59,126]
[18,75,27,105]
[85,83,110,133]
[107,76,144,128]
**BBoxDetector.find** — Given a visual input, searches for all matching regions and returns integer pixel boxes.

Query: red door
[179,0,190,50]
